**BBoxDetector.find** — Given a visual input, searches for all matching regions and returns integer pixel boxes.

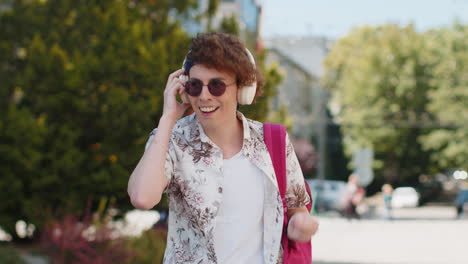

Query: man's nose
[199,85,212,100]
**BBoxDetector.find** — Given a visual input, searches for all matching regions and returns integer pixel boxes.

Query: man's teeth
[200,107,217,113]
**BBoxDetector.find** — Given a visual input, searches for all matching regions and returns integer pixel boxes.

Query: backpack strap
[265,123,314,264]
[263,123,287,201]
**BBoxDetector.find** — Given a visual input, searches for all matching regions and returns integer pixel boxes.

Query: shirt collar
[191,111,252,145]
[237,111,252,141]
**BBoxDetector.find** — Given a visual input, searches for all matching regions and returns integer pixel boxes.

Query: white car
[391,187,420,208]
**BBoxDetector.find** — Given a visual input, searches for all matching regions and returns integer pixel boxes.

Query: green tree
[206,0,219,31]
[420,24,468,169]
[219,15,240,36]
[0,0,195,239]
[322,24,435,185]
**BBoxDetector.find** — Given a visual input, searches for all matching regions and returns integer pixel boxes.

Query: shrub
[0,245,27,264]
[40,213,133,264]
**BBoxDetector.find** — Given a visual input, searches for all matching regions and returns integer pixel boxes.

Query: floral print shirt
[145,112,310,264]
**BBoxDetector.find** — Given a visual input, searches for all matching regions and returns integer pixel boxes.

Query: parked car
[416,181,442,205]
[306,179,347,212]
[391,187,420,208]
[455,189,468,218]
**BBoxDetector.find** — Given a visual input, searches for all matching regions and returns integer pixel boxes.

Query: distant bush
[0,246,26,264]
[40,212,133,264]
[0,0,192,239]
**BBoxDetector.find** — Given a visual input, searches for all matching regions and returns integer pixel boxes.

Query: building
[264,37,354,181]
[264,37,333,139]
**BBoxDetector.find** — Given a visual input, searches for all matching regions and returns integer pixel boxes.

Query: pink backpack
[264,123,313,264]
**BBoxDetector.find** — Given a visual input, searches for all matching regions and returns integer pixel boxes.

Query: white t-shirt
[214,151,265,264]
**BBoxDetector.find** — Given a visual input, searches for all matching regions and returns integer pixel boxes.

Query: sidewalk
[312,206,468,264]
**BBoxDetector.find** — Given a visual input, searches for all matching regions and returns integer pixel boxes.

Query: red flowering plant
[40,199,133,264]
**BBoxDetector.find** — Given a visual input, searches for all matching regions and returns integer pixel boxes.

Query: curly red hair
[186,32,264,101]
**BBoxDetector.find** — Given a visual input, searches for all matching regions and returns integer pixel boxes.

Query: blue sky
[260,0,468,39]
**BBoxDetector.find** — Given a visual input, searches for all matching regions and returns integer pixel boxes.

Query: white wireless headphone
[179,48,257,105]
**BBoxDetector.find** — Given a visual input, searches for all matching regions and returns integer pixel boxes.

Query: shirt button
[218,187,223,193]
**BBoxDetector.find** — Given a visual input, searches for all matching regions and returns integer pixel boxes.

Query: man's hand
[287,210,319,242]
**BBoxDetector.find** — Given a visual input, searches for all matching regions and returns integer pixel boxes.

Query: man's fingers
[165,78,185,97]
[168,69,184,79]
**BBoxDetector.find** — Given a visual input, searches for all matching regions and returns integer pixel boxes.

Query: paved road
[313,206,468,264]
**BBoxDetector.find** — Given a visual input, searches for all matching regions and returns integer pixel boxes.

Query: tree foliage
[219,15,240,36]
[206,0,219,31]
[0,0,280,240]
[323,23,468,185]
[0,0,195,238]
[420,24,468,169]
[322,24,435,184]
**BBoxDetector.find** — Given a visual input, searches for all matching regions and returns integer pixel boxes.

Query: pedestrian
[127,32,318,264]
[342,173,364,219]
[381,184,393,220]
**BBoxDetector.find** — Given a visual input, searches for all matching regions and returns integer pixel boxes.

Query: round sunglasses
[184,78,235,97]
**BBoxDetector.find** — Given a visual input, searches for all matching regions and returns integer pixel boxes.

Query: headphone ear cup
[237,83,256,105]
[178,74,190,104]
[237,48,257,105]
